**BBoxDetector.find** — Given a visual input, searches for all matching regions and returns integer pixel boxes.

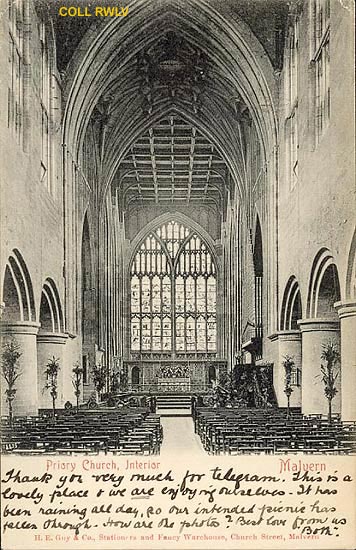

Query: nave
[1,0,355,456]
[2,404,356,456]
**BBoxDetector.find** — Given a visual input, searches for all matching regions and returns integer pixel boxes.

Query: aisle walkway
[159,416,205,455]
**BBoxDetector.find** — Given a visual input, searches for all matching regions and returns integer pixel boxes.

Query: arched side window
[130,221,217,355]
[132,366,140,386]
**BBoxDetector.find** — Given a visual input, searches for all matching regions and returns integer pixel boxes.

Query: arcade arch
[299,249,341,416]
[37,278,67,410]
[1,250,39,415]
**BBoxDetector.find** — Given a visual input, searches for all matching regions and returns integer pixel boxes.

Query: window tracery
[285,15,299,189]
[311,0,330,143]
[8,0,24,145]
[130,221,217,355]
[40,19,52,191]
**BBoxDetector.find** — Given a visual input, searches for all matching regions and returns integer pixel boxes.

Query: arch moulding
[128,211,221,276]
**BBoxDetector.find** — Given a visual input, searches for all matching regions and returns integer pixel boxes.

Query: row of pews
[194,407,356,455]
[1,408,163,455]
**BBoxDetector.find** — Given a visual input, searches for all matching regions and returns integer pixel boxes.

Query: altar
[124,359,227,394]
[157,377,191,392]
[155,364,190,392]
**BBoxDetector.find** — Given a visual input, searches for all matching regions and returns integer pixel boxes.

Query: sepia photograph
[0,0,355,549]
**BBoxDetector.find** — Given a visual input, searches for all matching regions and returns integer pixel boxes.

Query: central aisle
[159,416,206,455]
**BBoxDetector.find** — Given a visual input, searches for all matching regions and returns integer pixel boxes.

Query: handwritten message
[1,455,355,549]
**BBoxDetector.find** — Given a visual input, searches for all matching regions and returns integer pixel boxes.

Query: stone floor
[159,416,205,455]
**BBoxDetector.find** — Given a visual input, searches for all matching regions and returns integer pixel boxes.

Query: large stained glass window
[130,221,216,354]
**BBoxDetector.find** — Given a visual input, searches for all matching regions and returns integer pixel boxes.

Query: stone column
[335,301,356,421]
[1,322,40,416]
[298,319,340,416]
[37,332,68,410]
[269,331,302,408]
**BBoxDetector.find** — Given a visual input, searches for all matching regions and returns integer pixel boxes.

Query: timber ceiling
[119,116,226,207]
[51,0,286,213]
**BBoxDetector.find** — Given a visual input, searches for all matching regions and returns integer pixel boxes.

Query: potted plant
[119,366,129,393]
[91,364,106,404]
[320,341,340,424]
[1,339,22,427]
[283,355,295,419]
[215,370,235,407]
[110,368,120,394]
[44,356,60,419]
[72,363,84,413]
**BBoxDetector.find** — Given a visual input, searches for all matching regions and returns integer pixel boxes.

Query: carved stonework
[157,364,190,378]
[123,359,227,393]
[137,31,208,116]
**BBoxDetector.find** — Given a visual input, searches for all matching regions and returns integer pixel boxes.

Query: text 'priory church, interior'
[1,0,355,456]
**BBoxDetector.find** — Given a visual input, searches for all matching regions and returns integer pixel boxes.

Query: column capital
[334,301,356,320]
[297,318,340,332]
[37,332,68,345]
[0,321,41,336]
[268,330,301,342]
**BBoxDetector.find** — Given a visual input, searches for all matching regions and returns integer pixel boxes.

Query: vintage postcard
[0,0,355,549]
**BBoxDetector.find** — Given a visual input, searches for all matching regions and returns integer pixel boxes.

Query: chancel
[0,0,355,456]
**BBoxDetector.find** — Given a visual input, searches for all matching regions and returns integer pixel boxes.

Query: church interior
[1,0,355,455]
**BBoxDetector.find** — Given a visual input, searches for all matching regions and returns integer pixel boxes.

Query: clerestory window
[311,0,330,144]
[8,0,24,145]
[40,20,52,191]
[285,15,299,189]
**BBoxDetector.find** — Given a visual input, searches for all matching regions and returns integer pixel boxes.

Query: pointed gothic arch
[129,211,219,271]
[346,228,356,300]
[280,276,302,330]
[307,248,341,319]
[1,249,36,323]
[131,365,140,386]
[253,216,263,358]
[81,213,94,299]
[129,217,218,356]
[81,212,96,386]
[61,1,279,337]
[39,278,64,333]
[63,0,277,166]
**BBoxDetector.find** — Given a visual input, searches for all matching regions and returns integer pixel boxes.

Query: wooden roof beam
[170,115,175,201]
[148,127,159,204]
[130,147,142,199]
[204,144,214,196]
[186,127,196,204]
